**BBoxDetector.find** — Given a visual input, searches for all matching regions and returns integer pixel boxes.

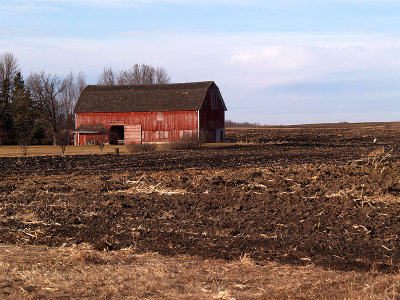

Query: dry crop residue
[2,125,400,273]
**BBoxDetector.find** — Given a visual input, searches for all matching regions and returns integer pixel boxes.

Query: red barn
[74,81,227,145]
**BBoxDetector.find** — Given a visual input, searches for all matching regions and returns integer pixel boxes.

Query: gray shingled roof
[74,81,220,113]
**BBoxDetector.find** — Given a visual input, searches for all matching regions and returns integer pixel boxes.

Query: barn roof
[74,81,227,113]
[75,125,108,134]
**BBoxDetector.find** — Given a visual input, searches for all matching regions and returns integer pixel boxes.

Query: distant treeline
[225,119,264,127]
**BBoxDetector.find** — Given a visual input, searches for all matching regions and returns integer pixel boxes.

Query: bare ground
[2,124,400,298]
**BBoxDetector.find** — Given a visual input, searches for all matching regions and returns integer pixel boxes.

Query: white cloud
[2,31,400,124]
[226,33,400,89]
[7,31,400,72]
[4,30,400,88]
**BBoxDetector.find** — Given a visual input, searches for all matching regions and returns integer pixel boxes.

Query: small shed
[74,81,227,145]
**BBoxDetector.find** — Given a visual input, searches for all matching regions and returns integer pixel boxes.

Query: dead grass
[0,244,399,299]
[126,143,158,153]
[0,143,230,157]
[237,139,260,145]
[0,145,130,157]
[158,136,205,150]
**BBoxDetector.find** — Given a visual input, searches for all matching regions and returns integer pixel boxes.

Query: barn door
[124,125,142,144]
[216,128,225,143]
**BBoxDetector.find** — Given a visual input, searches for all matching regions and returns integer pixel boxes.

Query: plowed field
[2,123,400,273]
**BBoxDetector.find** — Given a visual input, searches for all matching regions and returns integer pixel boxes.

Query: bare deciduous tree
[56,130,69,155]
[61,72,76,119]
[140,64,154,84]
[155,66,171,84]
[76,71,87,94]
[17,131,31,156]
[61,71,87,130]
[97,135,107,153]
[98,67,116,85]
[0,52,19,82]
[98,64,171,86]
[27,72,66,145]
[0,52,19,104]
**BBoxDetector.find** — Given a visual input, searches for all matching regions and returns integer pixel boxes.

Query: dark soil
[2,125,400,273]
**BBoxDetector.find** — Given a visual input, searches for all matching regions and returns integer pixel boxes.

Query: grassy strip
[0,244,398,299]
[0,145,128,157]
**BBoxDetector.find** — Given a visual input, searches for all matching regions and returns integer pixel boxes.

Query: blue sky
[1,0,400,124]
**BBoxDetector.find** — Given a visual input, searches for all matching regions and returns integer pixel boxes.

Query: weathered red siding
[125,125,141,144]
[77,134,104,145]
[76,111,198,145]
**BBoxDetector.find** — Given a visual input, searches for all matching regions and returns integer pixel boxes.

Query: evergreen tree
[0,54,21,144]
[0,75,16,143]
[0,78,11,104]
[11,73,36,147]
[11,73,26,107]
[0,103,13,144]
[32,118,46,145]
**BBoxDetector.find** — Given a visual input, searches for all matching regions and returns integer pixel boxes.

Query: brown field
[3,122,400,298]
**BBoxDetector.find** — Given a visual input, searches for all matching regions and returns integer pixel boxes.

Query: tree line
[97,64,171,85]
[0,52,172,146]
[0,52,87,146]
[225,120,264,127]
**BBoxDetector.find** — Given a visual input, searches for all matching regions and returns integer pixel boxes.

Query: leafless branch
[98,64,171,85]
